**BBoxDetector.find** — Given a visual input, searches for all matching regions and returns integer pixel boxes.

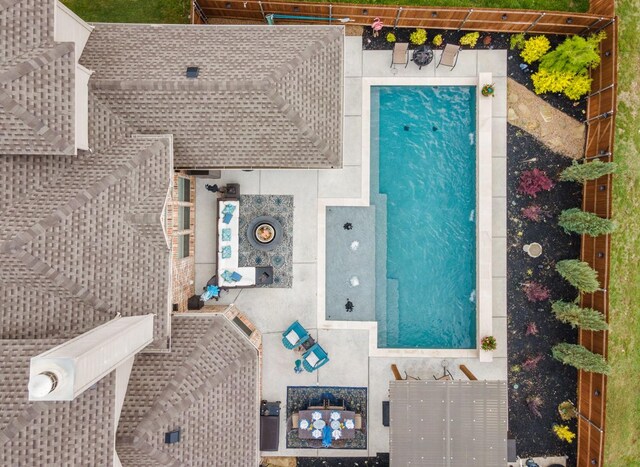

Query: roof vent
[186,67,199,79]
[165,429,181,444]
[28,371,59,397]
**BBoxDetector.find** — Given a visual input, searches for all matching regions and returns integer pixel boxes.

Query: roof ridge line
[0,88,74,154]
[132,349,255,442]
[0,42,74,84]
[1,138,165,254]
[131,321,255,436]
[9,248,111,312]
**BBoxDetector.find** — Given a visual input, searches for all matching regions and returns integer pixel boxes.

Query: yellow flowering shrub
[459,32,479,48]
[531,69,574,95]
[552,424,576,443]
[521,35,551,64]
[432,34,443,47]
[564,74,593,100]
[409,29,427,46]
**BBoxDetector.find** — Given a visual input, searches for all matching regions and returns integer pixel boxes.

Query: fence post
[458,9,473,32]
[193,0,208,24]
[585,110,614,124]
[595,17,615,33]
[394,7,403,29]
[525,12,545,32]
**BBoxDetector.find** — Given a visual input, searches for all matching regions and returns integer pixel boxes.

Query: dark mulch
[507,123,581,465]
[295,453,390,466]
[362,27,587,120]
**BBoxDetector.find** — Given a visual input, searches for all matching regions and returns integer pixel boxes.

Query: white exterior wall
[29,315,154,401]
[54,1,93,62]
[54,1,94,151]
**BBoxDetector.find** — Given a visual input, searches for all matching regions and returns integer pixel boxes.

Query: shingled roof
[0,339,116,466]
[80,24,344,169]
[0,92,173,349]
[116,314,260,467]
[0,0,76,155]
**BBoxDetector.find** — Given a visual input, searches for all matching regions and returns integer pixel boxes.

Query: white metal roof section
[389,380,508,466]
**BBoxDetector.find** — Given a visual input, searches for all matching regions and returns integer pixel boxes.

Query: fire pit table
[247,215,284,251]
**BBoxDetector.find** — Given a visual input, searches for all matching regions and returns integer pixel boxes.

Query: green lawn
[314,0,588,12]
[61,0,190,23]
[605,0,640,464]
[62,0,588,23]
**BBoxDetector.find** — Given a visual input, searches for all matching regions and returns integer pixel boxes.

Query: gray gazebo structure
[389,380,508,466]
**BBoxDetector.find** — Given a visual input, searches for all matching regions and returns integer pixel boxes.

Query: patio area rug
[238,195,293,288]
[286,386,367,449]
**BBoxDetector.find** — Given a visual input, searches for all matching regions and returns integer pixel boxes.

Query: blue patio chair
[282,321,310,349]
[302,343,329,372]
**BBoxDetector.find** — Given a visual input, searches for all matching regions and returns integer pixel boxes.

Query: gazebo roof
[389,380,508,466]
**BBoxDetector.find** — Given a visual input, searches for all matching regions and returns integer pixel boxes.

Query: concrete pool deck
[194,36,508,457]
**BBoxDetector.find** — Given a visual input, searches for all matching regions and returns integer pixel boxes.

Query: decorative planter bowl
[523,242,543,258]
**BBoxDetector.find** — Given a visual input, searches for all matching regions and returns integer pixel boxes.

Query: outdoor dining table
[297,409,356,440]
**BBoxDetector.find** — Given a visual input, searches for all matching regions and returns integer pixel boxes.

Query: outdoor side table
[412,45,434,70]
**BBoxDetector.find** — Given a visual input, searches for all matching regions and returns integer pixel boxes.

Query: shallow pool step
[372,192,389,346]
[385,278,400,347]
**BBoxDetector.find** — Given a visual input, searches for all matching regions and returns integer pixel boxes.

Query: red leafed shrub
[518,169,555,198]
[523,354,544,371]
[527,395,544,418]
[521,204,549,222]
[526,321,539,336]
[522,281,551,302]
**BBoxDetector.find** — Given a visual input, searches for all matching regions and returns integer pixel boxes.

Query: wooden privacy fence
[577,15,617,467]
[194,1,617,465]
[193,0,614,33]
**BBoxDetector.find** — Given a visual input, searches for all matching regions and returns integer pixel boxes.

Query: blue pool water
[371,86,477,349]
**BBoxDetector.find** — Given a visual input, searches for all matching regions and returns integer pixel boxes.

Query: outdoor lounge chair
[437,43,461,70]
[282,320,310,349]
[391,364,420,380]
[302,343,329,372]
[391,42,409,68]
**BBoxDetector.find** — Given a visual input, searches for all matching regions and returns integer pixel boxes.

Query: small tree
[551,300,608,331]
[556,259,600,293]
[559,160,617,183]
[552,343,611,374]
[539,32,605,75]
[558,208,617,237]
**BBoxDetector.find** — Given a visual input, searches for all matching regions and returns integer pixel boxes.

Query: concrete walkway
[507,78,585,159]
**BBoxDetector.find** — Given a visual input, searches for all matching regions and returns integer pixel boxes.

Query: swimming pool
[371,85,477,349]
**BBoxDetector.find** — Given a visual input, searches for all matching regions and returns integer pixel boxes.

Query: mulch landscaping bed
[296,454,389,466]
[362,27,587,120]
[507,123,582,465]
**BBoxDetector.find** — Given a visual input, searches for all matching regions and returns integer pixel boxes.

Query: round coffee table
[246,216,283,251]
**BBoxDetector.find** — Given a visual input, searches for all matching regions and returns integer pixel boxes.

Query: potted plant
[481,335,497,351]
[481,83,495,97]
